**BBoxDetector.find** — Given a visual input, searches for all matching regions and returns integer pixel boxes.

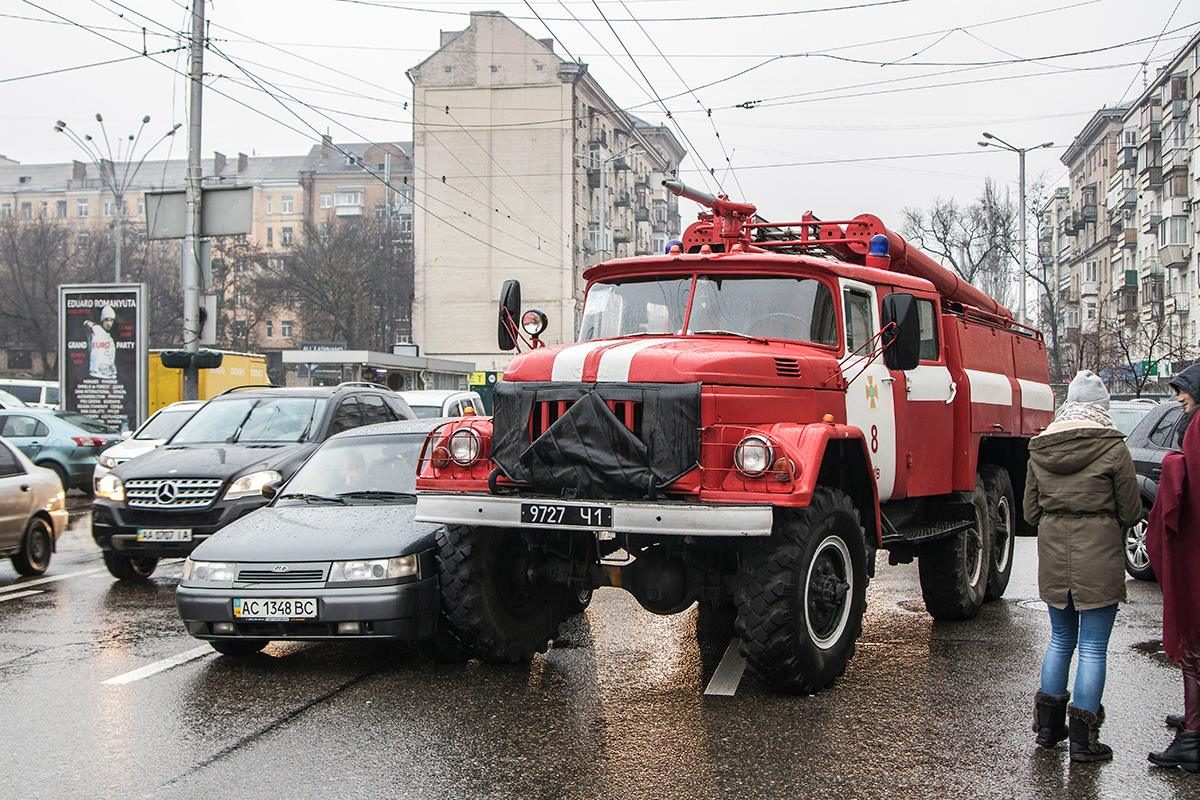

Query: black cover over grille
[491,381,701,500]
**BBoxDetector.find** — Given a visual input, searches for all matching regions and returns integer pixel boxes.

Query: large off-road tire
[103,550,159,581]
[981,465,1015,601]
[919,475,992,621]
[436,525,571,663]
[12,516,53,576]
[734,487,869,694]
[1123,508,1156,582]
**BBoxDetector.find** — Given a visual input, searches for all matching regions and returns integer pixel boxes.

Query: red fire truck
[416,181,1053,693]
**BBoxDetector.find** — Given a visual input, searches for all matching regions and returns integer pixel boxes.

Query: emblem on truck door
[865,376,879,410]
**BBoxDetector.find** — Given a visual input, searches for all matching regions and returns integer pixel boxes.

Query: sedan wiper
[278,492,348,505]
[336,490,416,502]
[690,329,769,344]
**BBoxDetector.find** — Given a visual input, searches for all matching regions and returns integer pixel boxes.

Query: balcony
[614,191,631,208]
[1144,213,1162,233]
[1118,145,1137,170]
[1081,280,1100,297]
[1161,244,1192,269]
[612,228,631,244]
[651,219,667,234]
[635,207,650,223]
[1144,166,1163,187]
[1171,98,1187,119]
[1164,146,1189,177]
[1142,120,1161,141]
[1174,293,1191,313]
[1081,203,1098,223]
[589,130,607,147]
[334,204,362,217]
[1038,224,1054,243]
[612,157,631,171]
[587,168,601,189]
[1122,227,1138,248]
[1119,187,1137,209]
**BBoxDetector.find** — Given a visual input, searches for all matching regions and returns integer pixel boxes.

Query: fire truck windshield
[578,275,837,346]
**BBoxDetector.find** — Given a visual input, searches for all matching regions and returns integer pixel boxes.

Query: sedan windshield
[172,397,326,444]
[578,275,837,345]
[280,433,424,502]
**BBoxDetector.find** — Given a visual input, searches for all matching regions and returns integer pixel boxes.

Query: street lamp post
[54,114,180,282]
[597,143,641,256]
[978,132,1055,326]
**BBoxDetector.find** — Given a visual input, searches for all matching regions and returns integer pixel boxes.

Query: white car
[399,390,485,419]
[0,437,68,575]
[0,389,28,409]
[0,379,59,409]
[93,400,204,486]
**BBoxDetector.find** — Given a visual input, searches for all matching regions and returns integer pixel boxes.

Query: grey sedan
[176,418,453,657]
[0,437,69,576]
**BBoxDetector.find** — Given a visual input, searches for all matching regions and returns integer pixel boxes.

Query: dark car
[92,384,413,581]
[1122,399,1187,581]
[176,418,450,656]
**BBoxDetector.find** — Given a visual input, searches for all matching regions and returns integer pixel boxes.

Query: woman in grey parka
[1025,370,1143,762]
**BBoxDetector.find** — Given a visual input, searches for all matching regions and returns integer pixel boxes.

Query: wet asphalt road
[1,504,1197,800]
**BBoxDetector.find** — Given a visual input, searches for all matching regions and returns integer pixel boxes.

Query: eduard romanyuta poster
[59,284,147,431]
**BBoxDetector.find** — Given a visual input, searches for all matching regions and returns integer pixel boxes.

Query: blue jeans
[1040,596,1118,713]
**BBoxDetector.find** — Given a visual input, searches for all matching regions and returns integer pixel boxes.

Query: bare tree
[263,218,412,350]
[901,178,1017,310]
[1097,310,1197,396]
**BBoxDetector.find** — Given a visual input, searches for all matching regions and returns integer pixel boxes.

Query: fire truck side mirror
[498,279,522,351]
[881,293,921,372]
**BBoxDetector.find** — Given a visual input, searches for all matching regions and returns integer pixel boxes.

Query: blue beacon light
[865,233,891,269]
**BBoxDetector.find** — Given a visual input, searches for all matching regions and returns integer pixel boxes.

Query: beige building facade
[408,12,685,369]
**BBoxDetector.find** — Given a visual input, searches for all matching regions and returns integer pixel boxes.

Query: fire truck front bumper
[415,494,774,537]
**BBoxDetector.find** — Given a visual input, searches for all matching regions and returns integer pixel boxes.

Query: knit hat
[1066,369,1109,410]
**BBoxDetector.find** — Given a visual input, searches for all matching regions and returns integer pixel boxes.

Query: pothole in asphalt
[1016,599,1049,612]
[1133,640,1172,667]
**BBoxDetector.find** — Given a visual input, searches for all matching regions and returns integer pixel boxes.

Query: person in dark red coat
[1147,362,1200,772]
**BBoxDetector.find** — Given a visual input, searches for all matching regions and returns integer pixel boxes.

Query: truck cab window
[917,299,939,361]
[843,290,873,353]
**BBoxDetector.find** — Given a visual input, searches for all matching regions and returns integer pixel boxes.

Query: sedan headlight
[224,470,282,500]
[95,473,125,502]
[98,454,120,470]
[182,559,236,583]
[328,555,418,583]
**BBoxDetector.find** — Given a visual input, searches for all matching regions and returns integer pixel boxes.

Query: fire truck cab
[416,182,1053,693]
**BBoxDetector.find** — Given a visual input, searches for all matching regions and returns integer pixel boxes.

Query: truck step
[882,519,974,548]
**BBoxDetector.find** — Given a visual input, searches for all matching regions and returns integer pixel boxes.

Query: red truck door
[897,293,956,497]
[841,280,900,501]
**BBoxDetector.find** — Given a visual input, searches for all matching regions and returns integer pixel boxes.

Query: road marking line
[0,589,44,603]
[102,645,214,686]
[704,637,747,697]
[0,566,105,593]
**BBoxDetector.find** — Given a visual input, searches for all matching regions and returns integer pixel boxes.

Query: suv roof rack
[336,381,392,390]
[214,384,277,397]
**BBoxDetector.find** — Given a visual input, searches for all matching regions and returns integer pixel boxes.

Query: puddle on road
[1133,639,1172,666]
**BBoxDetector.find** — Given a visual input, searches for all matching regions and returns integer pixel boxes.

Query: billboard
[58,284,147,431]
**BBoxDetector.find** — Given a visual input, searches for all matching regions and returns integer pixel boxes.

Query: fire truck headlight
[448,429,481,466]
[521,309,548,336]
[734,435,773,478]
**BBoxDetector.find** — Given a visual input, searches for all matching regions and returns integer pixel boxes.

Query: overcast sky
[2,0,1195,225]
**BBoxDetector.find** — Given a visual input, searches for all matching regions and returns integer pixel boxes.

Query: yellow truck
[148,350,269,415]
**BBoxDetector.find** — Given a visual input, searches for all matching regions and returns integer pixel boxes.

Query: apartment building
[0,140,414,369]
[1042,30,1199,383]
[408,11,685,369]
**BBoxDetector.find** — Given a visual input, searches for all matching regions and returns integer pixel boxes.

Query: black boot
[1033,691,1069,748]
[1168,714,1186,731]
[1149,731,1200,772]
[1068,704,1113,763]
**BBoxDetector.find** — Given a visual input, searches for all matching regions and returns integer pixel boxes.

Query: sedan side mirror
[881,293,921,372]
[261,481,282,500]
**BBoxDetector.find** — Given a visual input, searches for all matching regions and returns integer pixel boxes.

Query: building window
[319,220,329,237]
[588,221,602,252]
[375,203,388,219]
[399,215,413,238]
[266,227,273,247]
[266,196,273,214]
[281,319,294,338]
[232,320,248,338]
[137,198,145,216]
[235,291,245,309]
[56,200,67,218]
[1160,216,1189,245]
[39,201,48,217]
[281,227,294,246]
[77,199,88,217]
[1,203,11,218]
[282,195,293,214]
[266,320,273,338]
[1084,260,1098,282]
[7,350,32,370]
[104,199,114,217]
[335,190,363,207]
[20,203,31,220]
[320,193,332,209]
[77,232,90,246]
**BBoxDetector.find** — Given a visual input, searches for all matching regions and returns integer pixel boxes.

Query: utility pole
[182,0,205,400]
